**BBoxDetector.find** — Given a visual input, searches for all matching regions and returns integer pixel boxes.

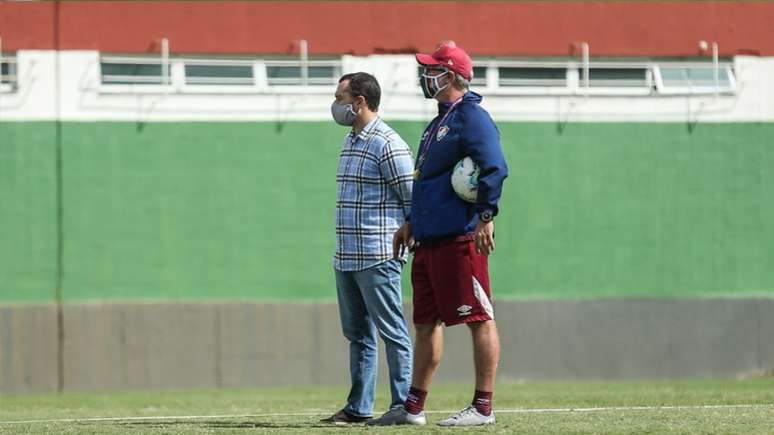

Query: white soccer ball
[451,156,479,203]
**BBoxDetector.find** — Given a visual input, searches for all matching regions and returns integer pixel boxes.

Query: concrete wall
[0,305,59,393]
[2,298,773,393]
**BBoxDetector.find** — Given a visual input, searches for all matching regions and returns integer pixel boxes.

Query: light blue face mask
[331,101,358,126]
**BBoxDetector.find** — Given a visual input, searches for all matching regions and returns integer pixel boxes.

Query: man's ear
[355,95,367,111]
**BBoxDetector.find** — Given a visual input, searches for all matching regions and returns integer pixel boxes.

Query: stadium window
[498,67,567,87]
[266,65,301,85]
[266,60,340,86]
[100,57,171,85]
[184,62,254,86]
[655,64,735,94]
[586,68,651,88]
[0,55,17,92]
[470,66,487,87]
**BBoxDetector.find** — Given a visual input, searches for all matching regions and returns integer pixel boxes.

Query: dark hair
[339,72,381,112]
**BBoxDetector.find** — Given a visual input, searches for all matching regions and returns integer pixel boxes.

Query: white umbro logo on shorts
[457,305,473,316]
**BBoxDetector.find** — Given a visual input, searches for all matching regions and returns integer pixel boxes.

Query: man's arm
[461,107,508,256]
[379,138,415,219]
[460,107,508,218]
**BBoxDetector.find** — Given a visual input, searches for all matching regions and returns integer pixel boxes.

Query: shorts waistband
[415,234,475,248]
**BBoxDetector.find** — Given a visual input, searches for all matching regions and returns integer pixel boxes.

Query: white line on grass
[1,404,772,425]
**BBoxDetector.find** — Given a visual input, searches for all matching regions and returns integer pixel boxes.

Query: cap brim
[415,53,442,66]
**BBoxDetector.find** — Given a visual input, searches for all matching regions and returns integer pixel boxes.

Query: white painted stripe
[0,413,323,425]
[1,404,771,424]
[472,276,495,320]
[485,404,774,414]
[4,51,774,122]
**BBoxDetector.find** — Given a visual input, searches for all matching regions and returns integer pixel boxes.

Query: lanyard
[415,97,463,172]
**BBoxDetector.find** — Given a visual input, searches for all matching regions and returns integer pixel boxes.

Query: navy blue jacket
[410,92,508,242]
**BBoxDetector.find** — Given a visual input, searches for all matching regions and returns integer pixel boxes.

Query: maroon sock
[472,390,493,416]
[404,387,428,414]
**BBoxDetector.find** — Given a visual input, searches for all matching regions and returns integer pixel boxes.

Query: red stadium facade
[1,1,773,57]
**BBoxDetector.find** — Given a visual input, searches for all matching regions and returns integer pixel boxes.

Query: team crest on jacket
[437,126,450,141]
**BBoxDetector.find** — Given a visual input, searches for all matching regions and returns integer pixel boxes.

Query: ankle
[472,390,493,416]
[405,387,428,414]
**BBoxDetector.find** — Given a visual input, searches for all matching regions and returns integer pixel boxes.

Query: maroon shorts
[411,235,495,326]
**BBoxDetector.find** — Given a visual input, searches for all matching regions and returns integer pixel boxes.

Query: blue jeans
[335,259,413,417]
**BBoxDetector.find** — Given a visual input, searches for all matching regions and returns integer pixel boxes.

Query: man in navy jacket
[369,41,508,427]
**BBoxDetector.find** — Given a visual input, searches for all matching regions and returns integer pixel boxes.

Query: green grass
[1,379,774,433]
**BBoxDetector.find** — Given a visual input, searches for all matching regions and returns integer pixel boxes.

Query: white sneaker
[366,405,427,426]
[436,405,495,426]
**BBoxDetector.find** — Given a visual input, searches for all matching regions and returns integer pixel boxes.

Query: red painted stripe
[0,2,55,50]
[1,1,772,56]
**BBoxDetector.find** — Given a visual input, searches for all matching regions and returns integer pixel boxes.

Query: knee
[468,320,498,337]
[343,326,376,349]
[428,352,442,368]
[377,329,412,351]
[414,323,440,342]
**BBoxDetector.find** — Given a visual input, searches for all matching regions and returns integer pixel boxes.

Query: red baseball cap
[415,41,473,81]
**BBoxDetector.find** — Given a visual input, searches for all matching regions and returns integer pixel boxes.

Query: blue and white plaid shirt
[334,117,414,272]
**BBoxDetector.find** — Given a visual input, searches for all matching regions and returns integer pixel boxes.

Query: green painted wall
[1,121,773,303]
[0,122,58,303]
[502,122,774,298]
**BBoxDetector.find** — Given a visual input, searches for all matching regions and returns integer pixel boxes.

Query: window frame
[575,62,655,96]
[474,59,735,96]
[653,63,736,95]
[487,60,574,96]
[264,59,342,88]
[182,58,256,87]
[97,55,342,94]
[98,55,173,93]
[0,54,18,93]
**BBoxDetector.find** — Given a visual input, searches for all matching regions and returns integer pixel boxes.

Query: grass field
[1,379,773,434]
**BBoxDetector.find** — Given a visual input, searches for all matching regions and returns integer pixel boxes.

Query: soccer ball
[451,156,479,203]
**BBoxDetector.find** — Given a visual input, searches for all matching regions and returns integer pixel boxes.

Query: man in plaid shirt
[321,72,416,425]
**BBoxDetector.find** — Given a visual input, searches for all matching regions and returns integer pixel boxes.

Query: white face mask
[331,100,358,126]
[420,69,451,99]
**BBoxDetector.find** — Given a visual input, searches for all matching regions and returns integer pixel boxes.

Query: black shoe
[320,408,371,424]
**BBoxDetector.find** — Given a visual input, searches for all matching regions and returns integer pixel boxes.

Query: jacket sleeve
[460,106,508,216]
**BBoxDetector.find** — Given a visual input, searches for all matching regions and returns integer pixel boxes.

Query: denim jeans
[335,259,413,417]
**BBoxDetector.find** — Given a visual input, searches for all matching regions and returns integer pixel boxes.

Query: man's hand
[393,222,415,258]
[474,220,495,256]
